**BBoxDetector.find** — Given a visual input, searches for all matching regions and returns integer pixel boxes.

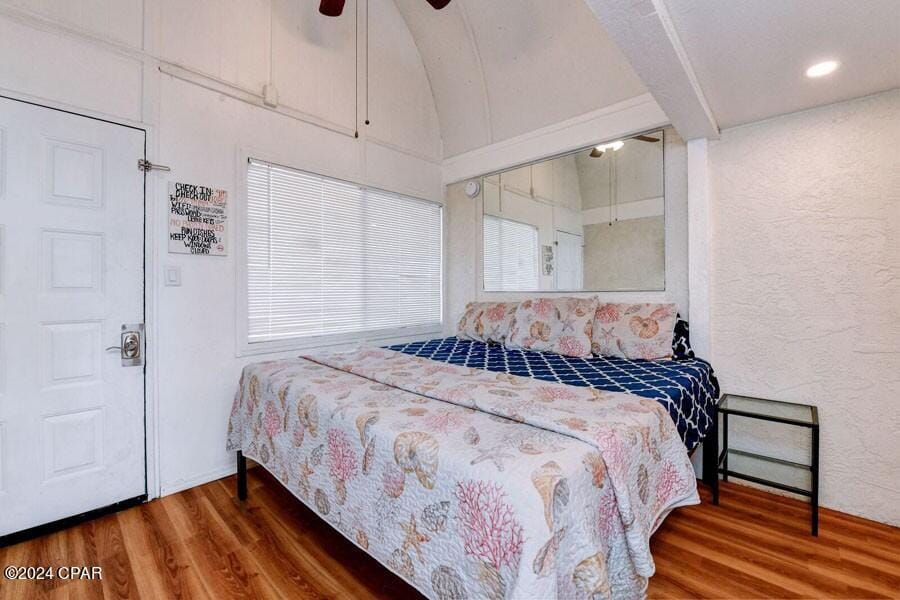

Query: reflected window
[483,215,539,291]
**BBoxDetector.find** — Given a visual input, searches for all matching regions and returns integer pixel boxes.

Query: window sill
[236,324,444,358]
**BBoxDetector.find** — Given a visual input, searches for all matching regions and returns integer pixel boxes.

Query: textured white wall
[708,89,900,526]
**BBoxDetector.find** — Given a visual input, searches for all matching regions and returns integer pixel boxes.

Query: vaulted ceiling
[393,0,647,158]
[394,0,900,157]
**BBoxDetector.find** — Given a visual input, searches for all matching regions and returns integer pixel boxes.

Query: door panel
[45,138,104,208]
[556,230,584,290]
[0,97,145,536]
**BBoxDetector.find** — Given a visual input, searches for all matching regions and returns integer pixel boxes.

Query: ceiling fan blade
[319,0,345,16]
[425,0,452,9]
[589,148,604,158]
[633,135,660,143]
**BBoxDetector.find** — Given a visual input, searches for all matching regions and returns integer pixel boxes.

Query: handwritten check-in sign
[168,181,228,256]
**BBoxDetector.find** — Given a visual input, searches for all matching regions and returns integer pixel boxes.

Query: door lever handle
[106,338,139,356]
[107,325,144,366]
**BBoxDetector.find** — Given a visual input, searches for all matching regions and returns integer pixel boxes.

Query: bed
[227,344,710,599]
[386,336,720,452]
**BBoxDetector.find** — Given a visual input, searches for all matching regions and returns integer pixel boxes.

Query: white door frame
[0,89,161,502]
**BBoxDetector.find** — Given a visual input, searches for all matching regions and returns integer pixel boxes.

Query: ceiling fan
[589,134,660,158]
[320,0,451,16]
[318,0,452,133]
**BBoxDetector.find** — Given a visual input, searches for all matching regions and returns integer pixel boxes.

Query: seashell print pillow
[456,301,519,344]
[591,302,678,360]
[505,297,596,358]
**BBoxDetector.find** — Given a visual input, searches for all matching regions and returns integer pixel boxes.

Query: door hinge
[137,158,171,173]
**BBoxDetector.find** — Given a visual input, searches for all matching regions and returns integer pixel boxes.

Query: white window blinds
[246,159,442,344]
[483,214,540,291]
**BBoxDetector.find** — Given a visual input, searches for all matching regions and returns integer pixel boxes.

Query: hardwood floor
[2,469,898,599]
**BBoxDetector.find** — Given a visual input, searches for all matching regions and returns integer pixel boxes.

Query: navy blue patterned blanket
[386,337,719,451]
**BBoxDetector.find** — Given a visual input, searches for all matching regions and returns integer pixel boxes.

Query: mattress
[387,337,720,451]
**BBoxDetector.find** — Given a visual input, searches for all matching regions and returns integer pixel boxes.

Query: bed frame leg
[236,451,247,501]
[703,403,720,505]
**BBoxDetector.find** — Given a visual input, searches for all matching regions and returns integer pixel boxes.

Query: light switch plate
[164,266,181,287]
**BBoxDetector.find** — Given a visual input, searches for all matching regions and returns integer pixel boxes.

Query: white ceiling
[654,0,900,129]
[394,0,647,158]
[393,0,899,154]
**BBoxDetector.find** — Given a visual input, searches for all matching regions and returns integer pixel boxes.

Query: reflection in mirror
[477,130,665,292]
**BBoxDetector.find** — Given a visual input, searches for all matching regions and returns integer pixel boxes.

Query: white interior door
[0,97,146,537]
[556,230,584,290]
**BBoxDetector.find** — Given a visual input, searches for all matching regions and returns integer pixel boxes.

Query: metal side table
[718,394,820,536]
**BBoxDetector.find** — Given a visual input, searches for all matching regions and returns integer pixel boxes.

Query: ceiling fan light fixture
[425,0,452,8]
[319,0,346,17]
[592,140,624,156]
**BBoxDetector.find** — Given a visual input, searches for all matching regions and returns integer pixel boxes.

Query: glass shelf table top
[719,394,817,425]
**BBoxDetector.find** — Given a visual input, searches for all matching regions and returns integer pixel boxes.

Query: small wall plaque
[542,244,554,276]
[168,181,227,256]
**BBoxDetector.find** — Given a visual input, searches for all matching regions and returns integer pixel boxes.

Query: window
[482,215,539,291]
[245,159,442,347]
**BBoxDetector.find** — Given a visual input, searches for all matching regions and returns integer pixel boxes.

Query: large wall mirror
[477,129,665,292]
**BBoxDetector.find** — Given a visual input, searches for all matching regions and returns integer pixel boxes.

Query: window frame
[235,150,444,357]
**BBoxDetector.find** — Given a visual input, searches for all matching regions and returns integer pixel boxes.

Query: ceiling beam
[442,93,666,184]
[584,0,719,140]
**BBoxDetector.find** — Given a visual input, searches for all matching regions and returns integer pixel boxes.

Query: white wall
[0,0,442,495]
[707,89,900,526]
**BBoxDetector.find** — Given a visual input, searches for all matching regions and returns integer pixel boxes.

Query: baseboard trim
[159,464,237,497]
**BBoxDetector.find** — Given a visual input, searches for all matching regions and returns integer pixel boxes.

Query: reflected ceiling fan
[589,134,660,158]
[320,0,451,16]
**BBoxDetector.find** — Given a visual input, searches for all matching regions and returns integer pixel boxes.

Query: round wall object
[465,179,481,198]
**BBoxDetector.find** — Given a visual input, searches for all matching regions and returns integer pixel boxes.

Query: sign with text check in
[168,181,227,256]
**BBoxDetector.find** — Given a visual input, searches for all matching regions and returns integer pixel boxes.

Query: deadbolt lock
[105,323,144,367]
[122,331,140,359]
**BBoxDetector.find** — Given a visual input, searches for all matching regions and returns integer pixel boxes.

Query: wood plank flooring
[2,468,898,599]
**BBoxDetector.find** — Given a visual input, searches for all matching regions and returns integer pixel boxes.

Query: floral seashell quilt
[227,347,698,599]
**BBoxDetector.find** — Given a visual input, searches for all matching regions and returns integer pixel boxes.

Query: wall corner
[687,137,711,361]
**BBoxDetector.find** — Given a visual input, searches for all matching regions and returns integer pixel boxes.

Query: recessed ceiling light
[806,61,839,78]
